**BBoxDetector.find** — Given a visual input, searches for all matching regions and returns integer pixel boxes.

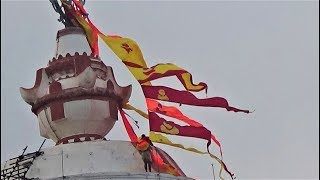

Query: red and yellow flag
[149,112,212,145]
[209,153,235,180]
[68,7,207,92]
[68,5,149,75]
[121,105,234,179]
[125,63,207,92]
[142,85,250,113]
[146,98,223,156]
[126,63,187,84]
[123,103,222,155]
[146,98,202,126]
[150,149,181,176]
[150,132,234,180]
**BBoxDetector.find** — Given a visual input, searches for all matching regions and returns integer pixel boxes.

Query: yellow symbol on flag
[158,89,169,101]
[160,122,179,135]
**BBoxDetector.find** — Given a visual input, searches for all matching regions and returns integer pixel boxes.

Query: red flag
[146,98,202,127]
[146,98,223,157]
[150,149,181,176]
[72,0,88,16]
[119,109,138,143]
[149,112,211,146]
[142,85,250,113]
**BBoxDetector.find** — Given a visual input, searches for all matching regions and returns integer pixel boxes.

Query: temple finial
[49,0,87,27]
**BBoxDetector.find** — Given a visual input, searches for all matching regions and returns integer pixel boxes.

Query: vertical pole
[18,146,27,177]
[61,150,65,179]
[37,139,46,152]
[211,164,215,180]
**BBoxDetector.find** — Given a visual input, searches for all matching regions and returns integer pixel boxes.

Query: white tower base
[24,140,192,180]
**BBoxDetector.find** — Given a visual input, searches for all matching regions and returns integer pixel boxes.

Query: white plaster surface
[23,140,192,180]
[46,172,193,180]
[37,99,116,142]
[56,33,92,57]
[38,109,59,141]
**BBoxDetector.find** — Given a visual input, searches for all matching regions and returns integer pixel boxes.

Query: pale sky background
[1,1,319,179]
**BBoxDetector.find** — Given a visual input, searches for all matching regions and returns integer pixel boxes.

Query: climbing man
[137,134,154,172]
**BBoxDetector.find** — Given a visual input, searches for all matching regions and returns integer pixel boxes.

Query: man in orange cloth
[137,134,154,172]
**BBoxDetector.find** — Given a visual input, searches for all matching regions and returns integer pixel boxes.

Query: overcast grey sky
[1,1,319,179]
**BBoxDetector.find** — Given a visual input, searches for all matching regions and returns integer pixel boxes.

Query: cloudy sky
[1,1,319,179]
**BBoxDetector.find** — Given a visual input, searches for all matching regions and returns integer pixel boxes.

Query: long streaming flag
[142,85,250,113]
[88,18,207,92]
[146,98,223,157]
[68,5,207,92]
[149,132,234,180]
[209,153,235,180]
[149,131,208,154]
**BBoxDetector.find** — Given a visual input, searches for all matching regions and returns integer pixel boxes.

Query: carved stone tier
[55,27,93,58]
[20,28,132,143]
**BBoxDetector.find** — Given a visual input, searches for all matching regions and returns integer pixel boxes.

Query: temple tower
[20,27,132,145]
[1,27,191,180]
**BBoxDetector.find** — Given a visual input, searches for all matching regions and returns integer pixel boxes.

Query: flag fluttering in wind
[142,85,250,113]
[125,63,208,92]
[67,5,207,92]
[123,102,233,179]
[146,98,223,156]
[149,112,212,146]
[148,111,235,178]
[146,98,203,126]
[121,108,233,179]
[57,1,252,179]
[149,131,234,180]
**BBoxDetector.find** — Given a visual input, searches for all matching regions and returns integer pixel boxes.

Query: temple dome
[22,140,191,180]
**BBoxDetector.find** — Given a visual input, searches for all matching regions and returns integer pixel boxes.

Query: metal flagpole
[211,164,216,180]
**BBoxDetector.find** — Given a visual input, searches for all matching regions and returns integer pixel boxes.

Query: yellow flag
[150,131,227,180]
[122,103,149,118]
[149,132,207,154]
[98,34,147,68]
[72,12,208,91]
